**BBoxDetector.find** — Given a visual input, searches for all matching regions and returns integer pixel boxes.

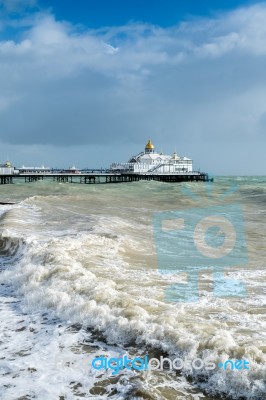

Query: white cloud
[28,15,69,45]
[0,4,266,173]
[194,5,266,56]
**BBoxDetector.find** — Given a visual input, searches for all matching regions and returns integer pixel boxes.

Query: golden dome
[145,139,154,149]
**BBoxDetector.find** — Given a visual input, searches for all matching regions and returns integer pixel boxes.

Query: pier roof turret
[145,139,154,150]
[145,139,155,154]
[172,151,180,160]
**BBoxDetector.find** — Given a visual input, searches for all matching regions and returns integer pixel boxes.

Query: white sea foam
[0,179,265,399]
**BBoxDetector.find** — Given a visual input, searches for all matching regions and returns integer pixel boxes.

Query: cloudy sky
[0,0,265,174]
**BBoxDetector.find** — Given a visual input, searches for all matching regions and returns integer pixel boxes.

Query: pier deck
[0,172,212,184]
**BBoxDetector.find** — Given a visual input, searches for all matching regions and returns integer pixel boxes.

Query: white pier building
[111,140,193,174]
[0,160,14,175]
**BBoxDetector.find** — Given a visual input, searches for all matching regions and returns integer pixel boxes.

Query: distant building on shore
[110,139,193,174]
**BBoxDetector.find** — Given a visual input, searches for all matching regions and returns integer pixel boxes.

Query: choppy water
[0,176,265,400]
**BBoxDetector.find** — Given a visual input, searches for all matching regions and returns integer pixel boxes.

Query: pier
[1,176,13,184]
[0,172,213,185]
[0,140,214,185]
